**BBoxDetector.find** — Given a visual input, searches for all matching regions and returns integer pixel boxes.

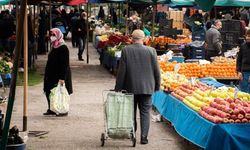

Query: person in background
[237,29,250,93]
[98,6,105,20]
[115,29,161,145]
[76,12,87,61]
[71,12,80,48]
[52,10,68,39]
[240,8,250,27]
[205,20,223,60]
[38,7,48,54]
[43,28,72,116]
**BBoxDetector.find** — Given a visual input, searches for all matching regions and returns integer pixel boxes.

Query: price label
[174,64,181,73]
[234,87,239,99]
[191,77,196,85]
[115,51,121,58]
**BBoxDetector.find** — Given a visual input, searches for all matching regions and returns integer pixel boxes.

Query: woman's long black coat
[43,45,73,94]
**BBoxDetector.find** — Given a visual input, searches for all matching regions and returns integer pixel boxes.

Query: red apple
[231,115,237,120]
[235,119,241,123]
[229,119,235,123]
[242,118,248,123]
[233,108,240,115]
[238,114,244,119]
[230,103,237,109]
[226,98,234,103]
[245,113,250,119]
[223,118,229,123]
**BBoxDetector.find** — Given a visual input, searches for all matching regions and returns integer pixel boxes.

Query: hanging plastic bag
[49,84,70,114]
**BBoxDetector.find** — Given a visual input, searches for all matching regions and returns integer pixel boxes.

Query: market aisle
[10,41,200,150]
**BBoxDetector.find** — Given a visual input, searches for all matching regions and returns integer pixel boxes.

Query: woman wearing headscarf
[43,28,73,116]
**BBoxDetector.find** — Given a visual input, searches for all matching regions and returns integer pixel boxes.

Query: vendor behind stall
[205,20,223,60]
[237,29,250,93]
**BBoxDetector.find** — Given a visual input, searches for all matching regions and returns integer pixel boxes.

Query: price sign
[174,64,181,73]
[234,87,239,99]
[191,77,196,85]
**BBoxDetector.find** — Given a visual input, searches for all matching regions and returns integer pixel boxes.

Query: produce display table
[152,91,250,150]
[102,50,120,74]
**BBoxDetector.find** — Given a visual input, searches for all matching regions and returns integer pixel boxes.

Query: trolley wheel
[101,133,105,147]
[132,137,136,147]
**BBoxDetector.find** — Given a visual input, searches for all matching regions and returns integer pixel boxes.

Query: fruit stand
[95,34,132,74]
[153,91,250,150]
[153,54,250,149]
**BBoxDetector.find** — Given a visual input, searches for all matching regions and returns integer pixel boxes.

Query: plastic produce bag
[49,84,70,114]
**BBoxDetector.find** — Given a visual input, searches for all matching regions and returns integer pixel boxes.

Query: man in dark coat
[115,29,161,144]
[98,6,105,20]
[76,12,87,61]
[43,28,72,116]
[237,29,250,93]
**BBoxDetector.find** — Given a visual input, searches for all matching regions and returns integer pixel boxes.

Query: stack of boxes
[169,11,184,29]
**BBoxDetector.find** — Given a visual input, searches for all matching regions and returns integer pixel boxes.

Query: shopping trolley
[100,90,136,147]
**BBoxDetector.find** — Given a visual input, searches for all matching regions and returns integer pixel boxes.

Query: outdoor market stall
[153,90,250,150]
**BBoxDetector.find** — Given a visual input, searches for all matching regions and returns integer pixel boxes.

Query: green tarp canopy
[0,0,10,5]
[114,0,170,4]
[214,0,250,7]
[170,0,194,6]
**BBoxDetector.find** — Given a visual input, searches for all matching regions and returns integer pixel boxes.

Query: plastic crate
[221,31,241,45]
[192,29,206,41]
[221,20,242,32]
[169,56,185,63]
[190,46,205,59]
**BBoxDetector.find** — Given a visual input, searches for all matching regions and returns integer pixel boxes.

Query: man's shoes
[141,136,148,144]
[78,56,84,61]
[56,112,68,117]
[43,109,56,115]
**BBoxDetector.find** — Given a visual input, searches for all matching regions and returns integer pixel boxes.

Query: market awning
[170,0,194,6]
[67,0,87,5]
[214,0,250,7]
[0,0,11,5]
[195,0,216,11]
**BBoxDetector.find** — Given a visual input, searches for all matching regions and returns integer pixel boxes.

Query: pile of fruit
[160,72,189,92]
[152,36,192,46]
[172,82,212,111]
[159,61,238,79]
[202,63,237,78]
[170,81,250,123]
[212,56,236,63]
[199,98,250,123]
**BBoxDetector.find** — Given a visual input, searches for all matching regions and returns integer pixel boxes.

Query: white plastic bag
[49,84,70,114]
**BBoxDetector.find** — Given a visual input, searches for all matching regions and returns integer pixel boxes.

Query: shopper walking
[76,12,87,61]
[71,12,80,48]
[43,28,73,116]
[115,29,161,144]
[98,6,105,20]
[237,29,250,93]
[205,20,223,60]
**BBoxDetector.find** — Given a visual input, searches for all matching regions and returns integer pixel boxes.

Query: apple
[235,119,241,123]
[229,119,235,123]
[230,103,237,109]
[231,115,237,120]
[226,98,234,103]
[242,118,248,123]
[223,118,229,123]
[245,113,250,119]
[238,114,244,119]
[233,108,241,115]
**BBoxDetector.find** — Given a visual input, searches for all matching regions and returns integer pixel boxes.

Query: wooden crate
[173,21,183,29]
